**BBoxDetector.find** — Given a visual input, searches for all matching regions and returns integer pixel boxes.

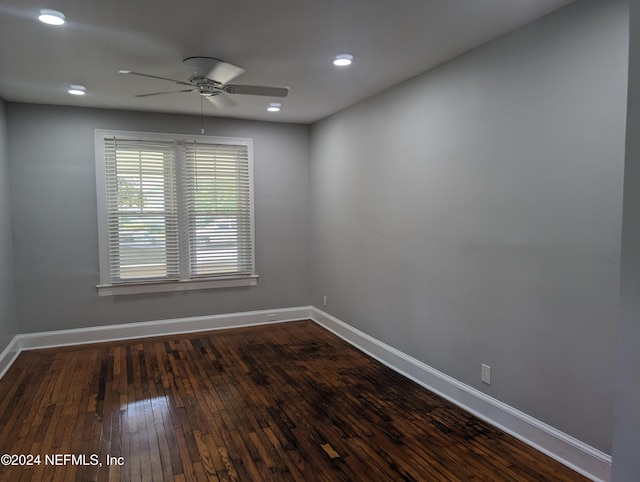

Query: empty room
[0,0,639,480]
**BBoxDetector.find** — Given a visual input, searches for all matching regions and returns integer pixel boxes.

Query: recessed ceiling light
[333,54,353,67]
[68,85,86,95]
[38,9,66,26]
[267,102,281,112]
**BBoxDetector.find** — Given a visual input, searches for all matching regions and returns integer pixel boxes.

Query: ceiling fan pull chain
[200,95,205,134]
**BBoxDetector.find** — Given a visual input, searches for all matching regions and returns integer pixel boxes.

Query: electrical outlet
[481,364,491,385]
[323,295,327,307]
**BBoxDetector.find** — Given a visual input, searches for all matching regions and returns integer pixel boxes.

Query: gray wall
[0,99,17,352]
[612,0,640,478]
[7,104,310,333]
[309,0,627,454]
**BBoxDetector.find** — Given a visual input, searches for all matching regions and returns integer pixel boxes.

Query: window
[95,130,256,295]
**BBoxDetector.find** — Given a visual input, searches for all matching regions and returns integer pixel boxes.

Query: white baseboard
[0,336,21,379]
[310,307,611,482]
[0,307,311,378]
[1,306,311,358]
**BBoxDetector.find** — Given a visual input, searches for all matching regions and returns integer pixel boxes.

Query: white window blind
[185,142,253,277]
[104,138,179,282]
[96,130,255,293]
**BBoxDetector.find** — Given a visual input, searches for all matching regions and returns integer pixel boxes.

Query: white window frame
[95,129,257,296]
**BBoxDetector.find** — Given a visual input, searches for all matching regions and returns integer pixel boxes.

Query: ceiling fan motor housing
[197,84,218,96]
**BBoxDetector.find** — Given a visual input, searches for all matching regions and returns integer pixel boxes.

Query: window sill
[97,275,258,296]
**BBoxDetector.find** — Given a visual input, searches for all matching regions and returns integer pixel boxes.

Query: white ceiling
[0,0,574,124]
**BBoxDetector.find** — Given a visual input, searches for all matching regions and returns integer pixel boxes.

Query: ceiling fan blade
[119,70,192,86]
[205,62,246,85]
[222,84,289,98]
[135,89,196,98]
[206,93,237,109]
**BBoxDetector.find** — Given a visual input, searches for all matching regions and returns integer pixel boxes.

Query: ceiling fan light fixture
[267,102,281,112]
[68,84,86,95]
[333,54,353,67]
[38,9,66,26]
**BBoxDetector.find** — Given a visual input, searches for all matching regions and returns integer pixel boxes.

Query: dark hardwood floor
[0,320,587,481]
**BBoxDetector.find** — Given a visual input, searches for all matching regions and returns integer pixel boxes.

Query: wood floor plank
[0,320,589,481]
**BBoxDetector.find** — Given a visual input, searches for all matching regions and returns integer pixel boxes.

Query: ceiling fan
[119,57,289,109]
